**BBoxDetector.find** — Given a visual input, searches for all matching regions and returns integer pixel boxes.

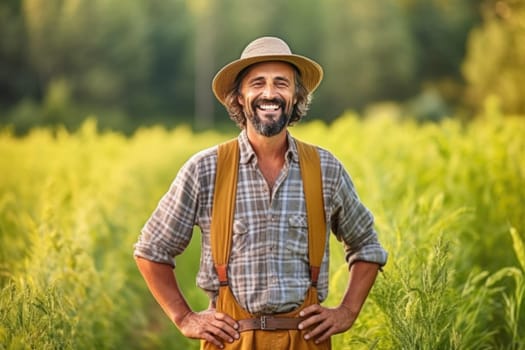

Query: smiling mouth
[257,103,281,111]
[255,99,284,112]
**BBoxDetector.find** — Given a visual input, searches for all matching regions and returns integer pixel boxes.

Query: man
[134,36,388,349]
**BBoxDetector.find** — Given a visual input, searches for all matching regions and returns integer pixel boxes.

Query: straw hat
[212,36,323,106]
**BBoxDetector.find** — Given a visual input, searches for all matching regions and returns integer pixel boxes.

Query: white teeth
[259,104,280,111]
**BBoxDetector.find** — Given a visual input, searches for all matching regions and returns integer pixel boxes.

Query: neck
[245,127,288,161]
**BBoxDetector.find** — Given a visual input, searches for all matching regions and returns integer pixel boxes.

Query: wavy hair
[223,64,312,129]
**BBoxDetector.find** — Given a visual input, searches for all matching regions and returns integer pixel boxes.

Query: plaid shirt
[134,130,387,314]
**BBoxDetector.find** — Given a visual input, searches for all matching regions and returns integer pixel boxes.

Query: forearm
[134,256,192,326]
[340,261,380,317]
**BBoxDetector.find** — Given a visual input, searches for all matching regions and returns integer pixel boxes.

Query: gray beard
[250,111,289,137]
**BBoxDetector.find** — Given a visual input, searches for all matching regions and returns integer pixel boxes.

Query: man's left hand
[298,304,357,344]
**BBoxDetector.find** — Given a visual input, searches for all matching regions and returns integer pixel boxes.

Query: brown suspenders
[296,140,326,287]
[210,138,327,289]
[210,138,240,287]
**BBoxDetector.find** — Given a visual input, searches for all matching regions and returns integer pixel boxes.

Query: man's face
[237,61,297,137]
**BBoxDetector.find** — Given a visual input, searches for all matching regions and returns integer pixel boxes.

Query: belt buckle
[259,315,274,330]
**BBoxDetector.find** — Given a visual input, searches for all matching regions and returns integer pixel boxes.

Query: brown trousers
[200,286,331,350]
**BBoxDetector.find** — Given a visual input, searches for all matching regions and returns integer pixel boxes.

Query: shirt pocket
[232,219,249,251]
[286,214,308,256]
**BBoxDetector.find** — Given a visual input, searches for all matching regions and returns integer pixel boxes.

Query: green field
[1,109,524,349]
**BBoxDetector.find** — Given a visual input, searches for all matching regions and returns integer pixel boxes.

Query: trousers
[200,286,331,350]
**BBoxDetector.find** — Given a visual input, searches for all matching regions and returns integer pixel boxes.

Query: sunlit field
[1,107,524,349]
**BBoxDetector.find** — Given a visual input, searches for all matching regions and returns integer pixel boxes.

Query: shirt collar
[237,129,299,165]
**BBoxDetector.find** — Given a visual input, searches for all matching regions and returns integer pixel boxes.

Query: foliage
[462,0,525,114]
[0,120,228,349]
[23,0,151,106]
[316,0,417,118]
[1,0,486,132]
[295,108,524,349]
[1,107,524,348]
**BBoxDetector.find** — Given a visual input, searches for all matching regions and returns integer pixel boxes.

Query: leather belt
[237,315,305,332]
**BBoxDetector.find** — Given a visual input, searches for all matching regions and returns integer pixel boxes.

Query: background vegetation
[1,0,524,133]
[1,108,524,349]
[1,0,525,349]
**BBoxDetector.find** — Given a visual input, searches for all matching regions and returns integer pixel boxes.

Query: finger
[304,320,330,339]
[299,304,322,317]
[207,324,236,344]
[305,320,333,342]
[202,331,225,349]
[212,314,240,340]
[298,309,325,330]
[215,312,240,330]
[314,327,336,344]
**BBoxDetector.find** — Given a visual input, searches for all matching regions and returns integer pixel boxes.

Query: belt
[237,315,305,332]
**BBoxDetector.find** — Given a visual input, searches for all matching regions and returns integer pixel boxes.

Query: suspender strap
[295,140,327,287]
[210,139,239,286]
[210,138,327,287]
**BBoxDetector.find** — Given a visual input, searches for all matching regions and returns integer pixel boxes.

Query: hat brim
[212,54,323,106]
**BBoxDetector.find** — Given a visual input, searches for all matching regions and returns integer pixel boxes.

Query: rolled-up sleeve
[331,168,388,268]
[133,159,199,267]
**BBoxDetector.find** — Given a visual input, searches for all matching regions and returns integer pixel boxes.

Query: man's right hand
[178,309,240,349]
[134,258,239,348]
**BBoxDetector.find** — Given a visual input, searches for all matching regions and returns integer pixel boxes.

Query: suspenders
[210,138,327,289]
[296,140,326,287]
[210,139,240,287]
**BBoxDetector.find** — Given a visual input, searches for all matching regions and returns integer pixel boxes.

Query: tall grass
[1,105,524,349]
[294,104,525,349]
[0,121,227,349]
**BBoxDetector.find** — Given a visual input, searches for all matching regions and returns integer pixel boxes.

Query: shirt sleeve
[133,157,200,267]
[331,166,388,268]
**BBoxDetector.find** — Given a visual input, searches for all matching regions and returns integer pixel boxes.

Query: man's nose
[261,83,277,99]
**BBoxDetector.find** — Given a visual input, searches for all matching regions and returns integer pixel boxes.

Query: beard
[246,97,292,137]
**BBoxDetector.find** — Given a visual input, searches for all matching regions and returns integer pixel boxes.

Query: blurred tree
[399,0,479,112]
[141,0,194,120]
[0,0,40,112]
[0,0,487,132]
[42,78,74,126]
[316,0,417,121]
[189,0,216,128]
[462,0,525,114]
[400,0,477,80]
[23,0,152,116]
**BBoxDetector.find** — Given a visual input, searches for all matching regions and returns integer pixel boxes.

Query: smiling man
[237,61,296,137]
[134,36,388,350]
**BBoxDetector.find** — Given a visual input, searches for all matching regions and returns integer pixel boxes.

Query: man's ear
[237,94,245,106]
